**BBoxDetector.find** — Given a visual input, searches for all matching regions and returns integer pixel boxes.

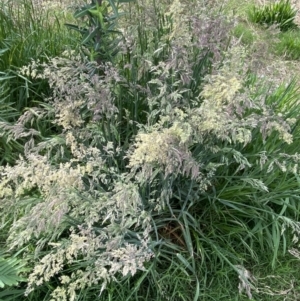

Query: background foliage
[248,0,297,31]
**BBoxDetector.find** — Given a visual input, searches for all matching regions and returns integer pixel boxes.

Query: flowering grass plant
[1,0,300,300]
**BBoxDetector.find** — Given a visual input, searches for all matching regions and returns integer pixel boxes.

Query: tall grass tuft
[1,0,300,300]
[0,0,80,111]
[248,0,298,31]
[0,0,81,164]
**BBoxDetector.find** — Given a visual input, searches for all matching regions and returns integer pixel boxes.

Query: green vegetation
[274,29,300,60]
[1,0,300,300]
[233,22,256,45]
[0,0,79,110]
[248,0,298,31]
[0,0,81,164]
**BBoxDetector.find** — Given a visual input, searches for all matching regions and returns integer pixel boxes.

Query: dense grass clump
[233,22,256,45]
[248,0,298,31]
[0,0,81,164]
[1,0,300,300]
[0,0,80,110]
[275,29,300,60]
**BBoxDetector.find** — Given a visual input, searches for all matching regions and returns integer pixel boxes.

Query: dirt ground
[290,0,300,25]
